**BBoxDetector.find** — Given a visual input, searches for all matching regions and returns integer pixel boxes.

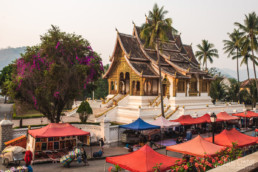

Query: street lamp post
[210,113,217,144]
[243,108,247,131]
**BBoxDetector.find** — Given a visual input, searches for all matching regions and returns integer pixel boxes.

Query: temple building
[87,22,244,124]
[104,23,213,99]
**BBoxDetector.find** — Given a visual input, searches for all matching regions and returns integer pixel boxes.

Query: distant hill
[217,68,256,81]
[0,47,26,70]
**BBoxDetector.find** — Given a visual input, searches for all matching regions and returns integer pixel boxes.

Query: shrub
[76,101,93,123]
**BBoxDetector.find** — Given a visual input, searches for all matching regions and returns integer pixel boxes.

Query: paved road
[0,148,182,172]
[0,104,13,120]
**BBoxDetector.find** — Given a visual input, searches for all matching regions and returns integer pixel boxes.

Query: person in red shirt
[24,150,33,166]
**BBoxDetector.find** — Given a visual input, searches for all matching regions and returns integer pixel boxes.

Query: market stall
[27,123,90,163]
[166,135,225,157]
[119,118,160,145]
[205,128,258,147]
[106,144,180,172]
[216,112,239,121]
[150,116,180,128]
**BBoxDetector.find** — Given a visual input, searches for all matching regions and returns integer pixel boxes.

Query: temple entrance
[125,72,130,94]
[162,84,167,96]
[119,72,126,94]
[162,76,170,97]
[189,75,198,96]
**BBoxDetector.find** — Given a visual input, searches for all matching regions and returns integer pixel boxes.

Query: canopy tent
[106,144,180,172]
[150,116,180,128]
[28,123,90,138]
[255,129,258,132]
[205,128,258,147]
[233,111,258,118]
[216,112,239,121]
[166,135,225,157]
[119,118,160,130]
[27,123,90,162]
[196,114,212,123]
[170,115,203,125]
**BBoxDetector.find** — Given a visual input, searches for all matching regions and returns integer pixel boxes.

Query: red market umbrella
[205,128,258,147]
[28,123,90,138]
[106,145,180,172]
[166,135,225,157]
[216,112,239,121]
[170,115,203,125]
[233,111,258,118]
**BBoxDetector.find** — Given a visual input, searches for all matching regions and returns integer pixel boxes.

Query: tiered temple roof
[104,24,212,80]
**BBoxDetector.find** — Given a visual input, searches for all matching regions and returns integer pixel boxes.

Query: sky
[0,0,257,75]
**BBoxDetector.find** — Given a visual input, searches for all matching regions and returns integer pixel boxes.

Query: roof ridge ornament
[174,71,177,76]
[145,14,148,23]
[132,21,135,25]
[115,28,119,32]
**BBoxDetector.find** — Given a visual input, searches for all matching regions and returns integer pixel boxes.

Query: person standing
[99,138,104,152]
[24,150,33,167]
[80,147,89,166]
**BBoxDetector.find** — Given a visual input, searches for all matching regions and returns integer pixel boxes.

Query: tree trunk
[247,61,250,80]
[236,49,240,83]
[156,41,165,118]
[251,48,258,93]
[205,60,207,71]
[4,96,7,104]
[250,37,258,93]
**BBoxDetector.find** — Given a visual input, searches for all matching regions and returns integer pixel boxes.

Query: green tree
[210,78,225,103]
[9,26,103,123]
[223,29,244,82]
[0,64,14,103]
[240,80,258,108]
[195,40,219,70]
[235,12,258,91]
[240,45,258,80]
[76,101,93,123]
[140,3,172,117]
[224,78,240,102]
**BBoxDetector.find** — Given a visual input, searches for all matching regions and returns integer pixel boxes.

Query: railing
[165,105,179,119]
[95,106,117,118]
[103,93,118,104]
[150,95,160,106]
[115,93,129,104]
[156,96,164,106]
[154,105,171,120]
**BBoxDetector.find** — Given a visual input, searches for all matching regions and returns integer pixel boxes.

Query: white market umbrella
[150,116,180,128]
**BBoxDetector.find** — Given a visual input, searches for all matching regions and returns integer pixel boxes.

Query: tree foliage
[195,40,219,70]
[76,101,92,123]
[0,64,14,103]
[210,78,225,103]
[140,3,172,117]
[9,26,103,123]
[235,11,258,91]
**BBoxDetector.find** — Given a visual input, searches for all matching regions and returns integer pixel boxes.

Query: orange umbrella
[216,112,239,121]
[166,135,225,157]
[205,128,258,147]
[106,145,180,172]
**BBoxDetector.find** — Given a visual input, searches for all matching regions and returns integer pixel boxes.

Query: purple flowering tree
[9,26,104,123]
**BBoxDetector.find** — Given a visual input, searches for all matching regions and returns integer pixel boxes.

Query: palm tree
[240,45,258,80]
[140,3,172,117]
[223,29,244,82]
[195,40,219,70]
[235,12,258,91]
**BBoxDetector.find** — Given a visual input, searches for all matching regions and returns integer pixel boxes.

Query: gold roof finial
[115,28,118,32]
[132,21,135,25]
[190,43,192,47]
[141,70,143,76]
[145,14,148,23]
[187,67,190,72]
[174,71,177,76]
